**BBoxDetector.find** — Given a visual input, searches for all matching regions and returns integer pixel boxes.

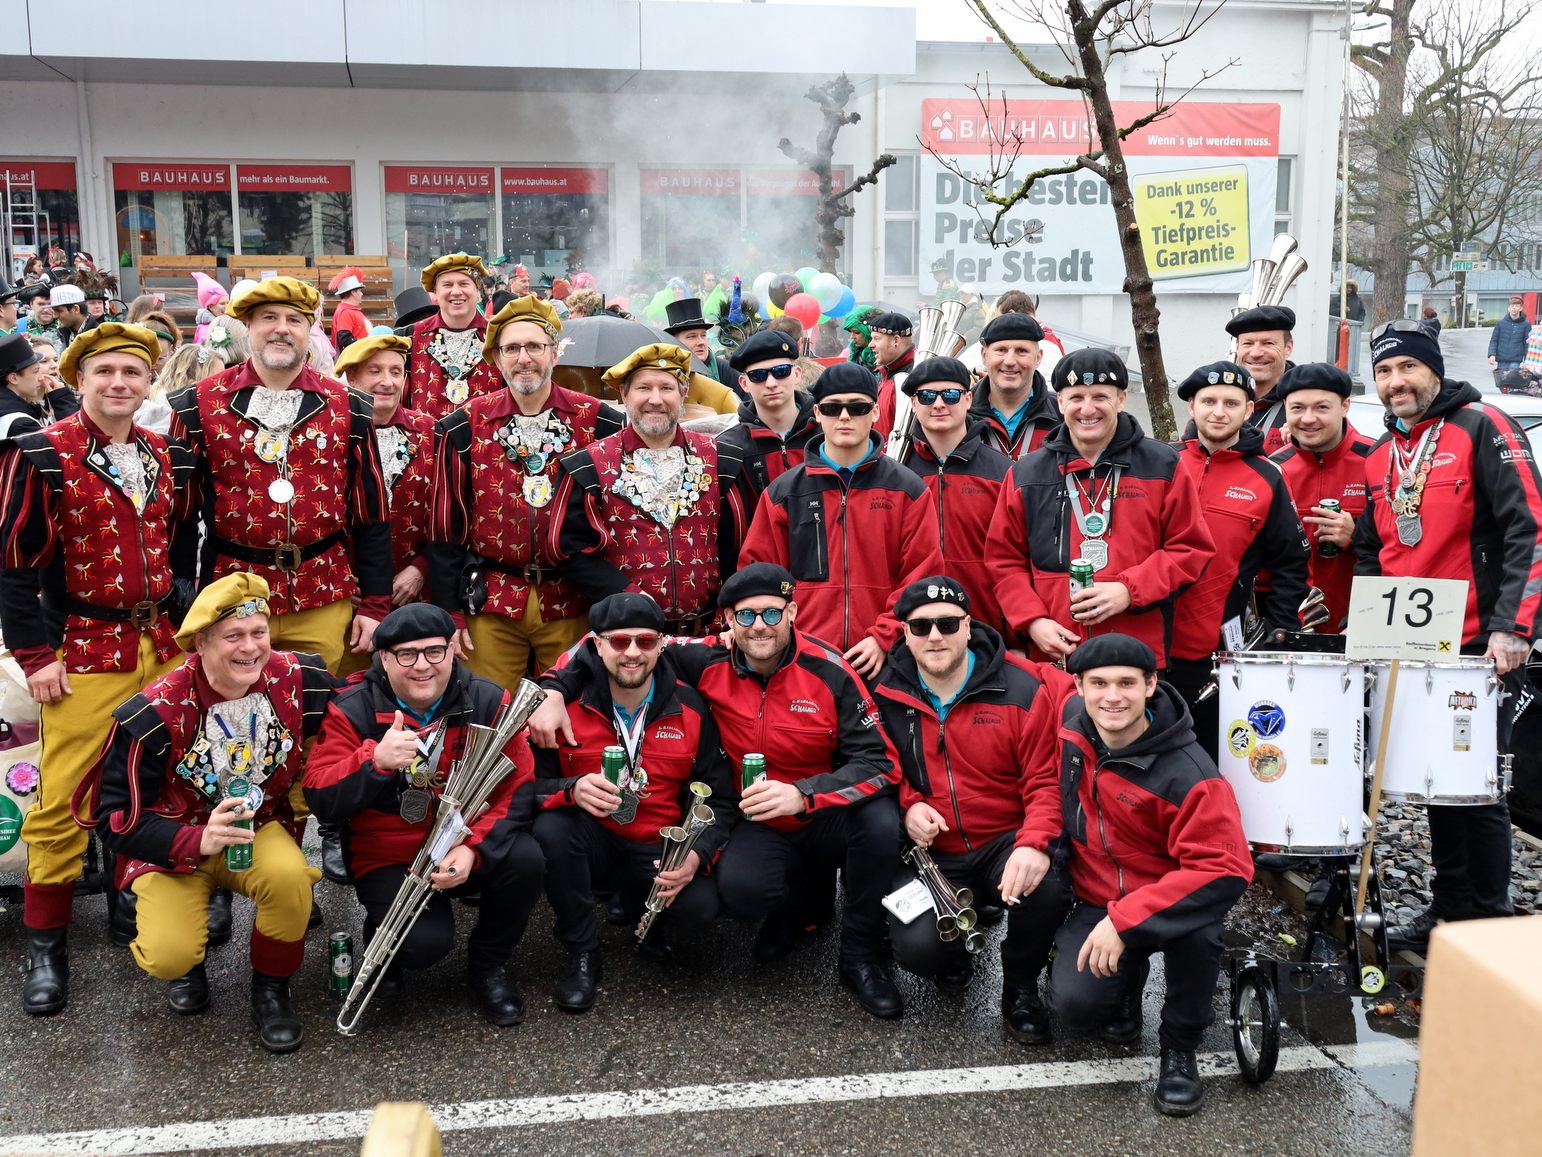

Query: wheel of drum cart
[1232,966,1280,1084]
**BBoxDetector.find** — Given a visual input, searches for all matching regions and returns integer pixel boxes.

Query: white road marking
[0,1039,1420,1155]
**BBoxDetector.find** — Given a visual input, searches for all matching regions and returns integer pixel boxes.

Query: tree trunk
[1069,0,1176,441]
[1368,0,1413,328]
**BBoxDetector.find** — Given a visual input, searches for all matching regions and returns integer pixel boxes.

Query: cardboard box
[1414,915,1542,1156]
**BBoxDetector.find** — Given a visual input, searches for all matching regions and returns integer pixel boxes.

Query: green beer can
[1317,499,1341,558]
[1069,558,1096,595]
[741,752,767,792]
[224,778,253,873]
[329,932,354,998]
[601,745,627,786]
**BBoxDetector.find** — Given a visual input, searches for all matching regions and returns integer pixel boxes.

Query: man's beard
[257,339,303,370]
[633,411,676,439]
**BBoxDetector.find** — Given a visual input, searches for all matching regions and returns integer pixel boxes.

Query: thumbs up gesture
[374,709,419,772]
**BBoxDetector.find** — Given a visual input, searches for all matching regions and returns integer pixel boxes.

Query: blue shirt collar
[919,651,975,721]
[395,691,446,727]
[613,680,656,728]
[818,439,874,476]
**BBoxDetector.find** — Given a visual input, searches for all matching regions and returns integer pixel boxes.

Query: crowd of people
[0,246,1538,1121]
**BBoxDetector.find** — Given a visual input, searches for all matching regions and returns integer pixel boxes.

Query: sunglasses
[732,607,786,627]
[744,363,796,384]
[599,631,660,653]
[814,400,877,418]
[1369,318,1429,342]
[915,387,966,406]
[905,615,966,637]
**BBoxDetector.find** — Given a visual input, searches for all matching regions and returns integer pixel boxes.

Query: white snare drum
[1366,658,1508,805]
[1216,652,1367,854]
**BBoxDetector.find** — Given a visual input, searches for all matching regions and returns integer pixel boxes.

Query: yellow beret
[174,572,272,651]
[420,253,489,294]
[227,276,321,323]
[482,296,562,363]
[332,334,411,381]
[57,322,160,387]
[601,343,692,392]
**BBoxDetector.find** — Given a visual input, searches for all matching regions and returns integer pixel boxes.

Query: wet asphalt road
[0,831,1418,1157]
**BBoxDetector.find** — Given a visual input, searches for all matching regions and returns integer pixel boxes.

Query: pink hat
[192,272,227,310]
[572,272,597,290]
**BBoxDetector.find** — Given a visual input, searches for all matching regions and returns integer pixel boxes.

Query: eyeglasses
[732,607,786,627]
[744,363,796,384]
[814,400,877,418]
[905,615,965,637]
[915,387,966,406]
[498,341,553,358]
[387,644,450,667]
[1369,319,1428,342]
[599,631,660,653]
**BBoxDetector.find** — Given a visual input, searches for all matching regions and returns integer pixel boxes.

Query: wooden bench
[135,259,222,341]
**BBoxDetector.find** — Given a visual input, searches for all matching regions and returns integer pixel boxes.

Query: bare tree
[928,1,1235,440]
[778,74,896,274]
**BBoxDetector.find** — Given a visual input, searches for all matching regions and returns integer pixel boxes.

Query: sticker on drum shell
[1249,743,1286,782]
[1247,701,1286,739]
[1226,720,1255,759]
[1453,714,1472,752]
[1311,728,1329,765]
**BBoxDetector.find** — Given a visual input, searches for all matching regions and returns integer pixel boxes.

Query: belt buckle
[274,542,302,572]
[128,600,158,629]
[522,563,544,585]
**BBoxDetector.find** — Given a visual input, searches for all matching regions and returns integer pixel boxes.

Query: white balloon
[752,271,776,305]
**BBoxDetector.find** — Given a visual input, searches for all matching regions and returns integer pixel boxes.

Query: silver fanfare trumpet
[1232,233,1308,317]
[337,679,546,1036]
[635,782,716,942]
[885,299,969,461]
[904,844,985,954]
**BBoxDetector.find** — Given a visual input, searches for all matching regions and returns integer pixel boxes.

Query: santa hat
[512,264,530,280]
[192,272,227,310]
[328,266,366,296]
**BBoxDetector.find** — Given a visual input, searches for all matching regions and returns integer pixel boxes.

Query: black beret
[1225,305,1296,337]
[1276,362,1352,401]
[1065,633,1158,675]
[728,329,799,372]
[589,592,667,635]
[373,604,457,651]
[811,361,879,402]
[979,313,1044,345]
[902,356,973,395]
[719,562,797,608]
[894,575,972,620]
[1054,348,1128,392]
[867,311,913,336]
[1176,360,1255,403]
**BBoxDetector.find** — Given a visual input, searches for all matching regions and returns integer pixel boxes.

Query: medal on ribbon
[523,473,553,508]
[254,429,287,464]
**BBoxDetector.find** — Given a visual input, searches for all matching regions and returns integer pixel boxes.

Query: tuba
[1232,233,1308,316]
[635,782,715,942]
[336,679,546,1036]
[904,844,985,954]
[884,300,969,461]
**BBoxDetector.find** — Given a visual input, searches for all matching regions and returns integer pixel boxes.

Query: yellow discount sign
[1134,164,1252,281]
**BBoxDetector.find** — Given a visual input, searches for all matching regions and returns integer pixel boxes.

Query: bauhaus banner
[919,99,1281,295]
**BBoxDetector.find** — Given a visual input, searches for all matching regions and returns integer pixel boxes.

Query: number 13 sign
[1345,576,1468,660]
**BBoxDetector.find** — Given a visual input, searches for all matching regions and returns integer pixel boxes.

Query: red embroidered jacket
[376,404,437,577]
[405,312,503,422]
[167,362,393,620]
[0,412,192,675]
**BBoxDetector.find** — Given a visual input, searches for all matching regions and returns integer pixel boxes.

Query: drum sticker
[1226,720,1255,759]
[1311,729,1329,765]
[1248,701,1286,739]
[1453,714,1471,753]
[1449,691,1477,711]
[5,761,39,795]
[1249,743,1286,782]
[0,795,20,854]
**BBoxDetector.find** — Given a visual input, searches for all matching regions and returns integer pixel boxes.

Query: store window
[2,161,81,273]
[744,167,851,275]
[499,167,609,285]
[237,165,353,256]
[111,163,234,262]
[384,165,495,291]
[640,168,740,279]
[882,152,921,294]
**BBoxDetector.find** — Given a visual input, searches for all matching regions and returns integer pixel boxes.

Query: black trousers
[1165,658,1219,764]
[887,832,1070,989]
[715,795,901,963]
[532,808,718,953]
[1050,902,1224,1052]
[354,832,543,978]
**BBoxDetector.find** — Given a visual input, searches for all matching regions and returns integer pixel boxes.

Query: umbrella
[553,313,711,399]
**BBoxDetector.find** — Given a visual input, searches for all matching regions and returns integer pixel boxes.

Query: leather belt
[210,530,346,573]
[63,591,173,629]
[481,557,549,586]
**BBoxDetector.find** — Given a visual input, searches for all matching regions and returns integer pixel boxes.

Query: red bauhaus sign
[640,168,739,196]
[919,100,1281,158]
[113,163,230,192]
[0,161,77,191]
[744,167,852,197]
[384,166,494,194]
[500,167,608,196]
[237,164,352,193]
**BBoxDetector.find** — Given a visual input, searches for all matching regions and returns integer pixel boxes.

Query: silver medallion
[268,478,296,504]
[522,473,553,509]
[1395,514,1423,547]
[612,788,640,826]
[399,787,431,825]
[1080,538,1110,572]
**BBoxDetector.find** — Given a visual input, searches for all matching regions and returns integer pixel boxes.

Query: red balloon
[784,292,822,330]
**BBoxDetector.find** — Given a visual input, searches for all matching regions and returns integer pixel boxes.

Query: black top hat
[663,298,714,334]
[392,286,437,330]
[16,283,49,306]
[0,278,19,304]
[0,333,44,380]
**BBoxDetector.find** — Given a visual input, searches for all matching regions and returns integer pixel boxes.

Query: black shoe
[1253,852,1303,873]
[974,903,1006,928]
[603,893,629,927]
[935,953,974,991]
[633,932,672,965]
[468,966,525,1028]
[1304,875,1332,912]
[1002,985,1051,1044]
[319,825,352,886]
[20,927,68,1016]
[206,888,233,948]
[167,963,210,1015]
[838,959,903,1019]
[1387,910,1440,954]
[1154,1047,1205,1117]
[250,971,304,1054]
[554,949,601,1013]
[1101,957,1148,1045]
[108,887,137,948]
[308,887,323,930]
[752,910,804,964]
